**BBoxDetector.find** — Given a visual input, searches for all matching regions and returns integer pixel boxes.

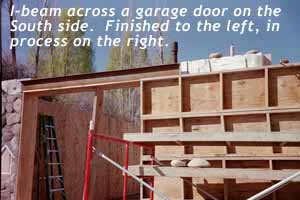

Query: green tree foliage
[105,32,149,121]
[30,9,94,78]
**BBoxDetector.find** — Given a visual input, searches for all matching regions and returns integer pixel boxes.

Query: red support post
[82,131,155,200]
[82,125,94,200]
[93,133,154,150]
[149,177,154,200]
[150,153,155,200]
[123,143,129,200]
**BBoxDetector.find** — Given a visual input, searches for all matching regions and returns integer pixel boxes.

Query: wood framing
[21,64,179,95]
[16,93,39,200]
[16,63,300,200]
[142,155,300,161]
[124,132,300,144]
[16,64,179,200]
[36,99,139,200]
[128,166,300,182]
[138,63,300,200]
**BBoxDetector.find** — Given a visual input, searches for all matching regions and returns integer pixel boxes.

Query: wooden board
[271,112,300,155]
[139,64,300,200]
[17,63,300,200]
[269,66,300,107]
[38,100,139,200]
[191,177,224,200]
[224,114,273,155]
[144,119,184,157]
[184,117,226,155]
[142,155,300,161]
[128,165,300,181]
[153,177,183,200]
[22,64,179,95]
[182,75,221,112]
[16,94,39,200]
[143,119,183,200]
[223,70,265,109]
[143,79,179,114]
[124,132,300,144]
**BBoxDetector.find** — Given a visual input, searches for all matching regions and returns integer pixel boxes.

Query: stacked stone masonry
[1,79,22,200]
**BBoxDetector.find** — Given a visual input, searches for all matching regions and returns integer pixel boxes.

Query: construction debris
[246,49,260,54]
[187,158,210,168]
[209,52,223,59]
[170,159,187,167]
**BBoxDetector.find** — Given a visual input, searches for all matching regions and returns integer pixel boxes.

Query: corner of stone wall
[2,79,23,200]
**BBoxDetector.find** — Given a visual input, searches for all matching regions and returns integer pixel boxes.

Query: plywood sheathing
[139,64,300,200]
[37,100,139,200]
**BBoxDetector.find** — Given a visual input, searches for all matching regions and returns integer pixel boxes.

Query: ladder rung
[40,116,67,198]
[49,175,63,179]
[48,163,63,165]
[50,188,64,192]
[48,150,59,153]
[47,137,56,140]
[45,125,55,128]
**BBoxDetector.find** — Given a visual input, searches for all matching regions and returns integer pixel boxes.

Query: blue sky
[2,0,300,72]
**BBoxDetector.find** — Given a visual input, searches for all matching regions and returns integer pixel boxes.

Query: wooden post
[89,89,104,200]
[171,41,179,64]
[16,93,39,200]
[82,121,94,200]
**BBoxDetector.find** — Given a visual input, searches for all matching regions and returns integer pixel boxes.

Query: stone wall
[1,79,23,200]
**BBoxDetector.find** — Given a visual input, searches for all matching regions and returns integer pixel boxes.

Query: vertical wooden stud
[16,93,39,200]
[89,88,104,200]
[265,68,269,108]
[219,73,224,111]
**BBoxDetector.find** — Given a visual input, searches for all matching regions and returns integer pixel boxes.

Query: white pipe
[247,171,300,200]
[92,147,170,200]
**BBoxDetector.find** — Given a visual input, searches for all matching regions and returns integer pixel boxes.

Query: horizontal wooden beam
[142,155,300,162]
[21,64,179,95]
[128,165,300,182]
[124,132,300,145]
[141,106,300,120]
[138,63,300,82]
[24,80,139,96]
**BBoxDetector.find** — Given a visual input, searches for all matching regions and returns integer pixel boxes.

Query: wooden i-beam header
[21,64,180,96]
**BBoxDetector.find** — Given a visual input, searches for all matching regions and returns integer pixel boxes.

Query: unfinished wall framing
[36,100,140,200]
[16,63,300,200]
[139,64,300,200]
[16,64,180,200]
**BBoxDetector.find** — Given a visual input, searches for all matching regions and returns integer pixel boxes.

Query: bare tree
[34,0,48,77]
[1,0,3,70]
[8,0,16,72]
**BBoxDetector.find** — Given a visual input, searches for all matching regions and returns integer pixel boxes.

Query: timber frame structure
[17,62,300,200]
[17,64,180,200]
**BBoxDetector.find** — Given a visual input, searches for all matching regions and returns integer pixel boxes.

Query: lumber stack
[133,64,300,200]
